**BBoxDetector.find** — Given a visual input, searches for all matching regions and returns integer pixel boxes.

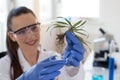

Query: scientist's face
[9,13,40,51]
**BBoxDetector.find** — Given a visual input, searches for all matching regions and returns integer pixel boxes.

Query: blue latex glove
[62,31,85,67]
[17,56,65,80]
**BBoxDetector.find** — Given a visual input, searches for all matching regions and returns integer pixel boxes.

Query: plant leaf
[46,26,51,32]
[75,31,88,37]
[74,34,91,51]
[79,20,87,26]
[74,29,89,38]
[74,28,87,32]
[49,26,60,35]
[64,18,72,27]
[76,21,86,28]
[57,17,72,27]
[73,20,82,29]
[55,21,68,25]
[52,23,68,28]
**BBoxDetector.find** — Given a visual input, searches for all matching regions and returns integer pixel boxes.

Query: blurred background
[0,0,120,80]
[0,0,120,52]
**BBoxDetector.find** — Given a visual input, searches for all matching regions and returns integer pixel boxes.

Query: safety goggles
[10,22,40,39]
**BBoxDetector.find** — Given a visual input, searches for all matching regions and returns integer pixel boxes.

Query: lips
[26,39,37,45]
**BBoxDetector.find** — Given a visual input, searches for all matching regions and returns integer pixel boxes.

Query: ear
[7,32,16,42]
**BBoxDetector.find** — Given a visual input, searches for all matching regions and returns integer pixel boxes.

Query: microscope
[93,28,119,68]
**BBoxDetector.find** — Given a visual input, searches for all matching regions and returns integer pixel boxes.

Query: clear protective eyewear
[11,22,40,39]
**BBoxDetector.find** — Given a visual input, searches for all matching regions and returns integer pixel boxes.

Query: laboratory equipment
[93,28,118,68]
[92,67,105,80]
[109,57,115,80]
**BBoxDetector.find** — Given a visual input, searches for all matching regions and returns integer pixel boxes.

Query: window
[0,0,8,52]
[61,0,99,18]
[16,0,34,10]
[0,0,34,52]
[39,0,52,21]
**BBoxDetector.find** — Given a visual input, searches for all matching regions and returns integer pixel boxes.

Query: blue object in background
[67,17,72,22]
[92,67,105,80]
[92,74,104,80]
[109,57,115,80]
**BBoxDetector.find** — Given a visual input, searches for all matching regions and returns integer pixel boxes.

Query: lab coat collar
[17,46,43,72]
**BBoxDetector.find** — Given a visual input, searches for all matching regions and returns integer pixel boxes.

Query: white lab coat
[0,47,85,80]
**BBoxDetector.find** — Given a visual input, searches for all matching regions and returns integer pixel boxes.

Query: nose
[25,29,36,40]
[26,28,34,36]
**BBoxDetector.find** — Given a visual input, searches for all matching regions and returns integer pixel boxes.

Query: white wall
[40,22,57,52]
[86,0,120,50]
[100,0,120,49]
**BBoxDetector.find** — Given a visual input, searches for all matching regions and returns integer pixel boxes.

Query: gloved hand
[17,56,65,80]
[62,31,85,67]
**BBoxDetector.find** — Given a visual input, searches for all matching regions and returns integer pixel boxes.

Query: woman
[0,6,85,80]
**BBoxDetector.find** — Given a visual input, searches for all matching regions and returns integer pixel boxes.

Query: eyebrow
[13,22,40,33]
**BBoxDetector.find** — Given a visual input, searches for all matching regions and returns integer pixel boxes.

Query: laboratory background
[0,0,120,80]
